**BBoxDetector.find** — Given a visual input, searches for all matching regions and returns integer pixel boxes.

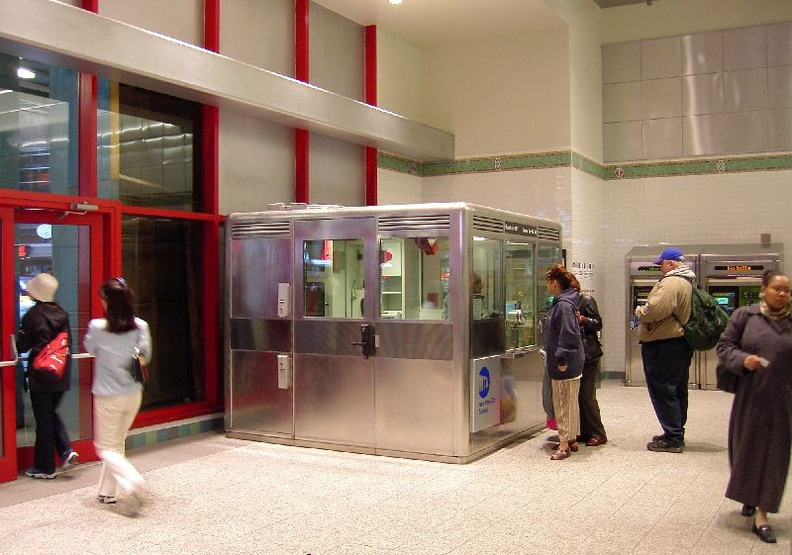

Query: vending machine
[699,244,783,389]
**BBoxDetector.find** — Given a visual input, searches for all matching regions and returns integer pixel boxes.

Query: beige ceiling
[312,0,650,47]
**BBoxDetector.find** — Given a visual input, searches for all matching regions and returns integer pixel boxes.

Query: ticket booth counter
[226,203,562,463]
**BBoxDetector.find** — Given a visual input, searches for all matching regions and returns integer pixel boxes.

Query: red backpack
[30,331,70,381]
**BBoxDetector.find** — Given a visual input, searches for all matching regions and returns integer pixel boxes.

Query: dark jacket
[577,294,603,361]
[544,287,584,380]
[17,302,72,392]
[716,304,792,512]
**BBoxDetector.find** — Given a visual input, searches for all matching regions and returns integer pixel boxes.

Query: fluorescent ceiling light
[17,67,36,79]
[389,0,402,4]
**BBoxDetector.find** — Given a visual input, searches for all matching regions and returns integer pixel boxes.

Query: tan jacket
[635,268,694,343]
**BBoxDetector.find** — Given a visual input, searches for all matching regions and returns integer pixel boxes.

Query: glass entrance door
[7,211,104,478]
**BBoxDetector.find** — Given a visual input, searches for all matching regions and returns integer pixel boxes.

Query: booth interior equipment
[625,243,782,389]
[225,203,563,463]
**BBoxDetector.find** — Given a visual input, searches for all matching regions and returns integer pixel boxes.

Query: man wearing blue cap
[634,247,695,453]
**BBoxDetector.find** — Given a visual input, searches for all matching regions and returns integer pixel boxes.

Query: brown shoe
[585,435,607,447]
[550,448,571,460]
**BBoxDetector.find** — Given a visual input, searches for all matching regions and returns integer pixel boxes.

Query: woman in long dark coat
[716,269,792,544]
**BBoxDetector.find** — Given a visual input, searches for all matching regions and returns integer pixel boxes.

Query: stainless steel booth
[625,243,782,389]
[225,203,563,463]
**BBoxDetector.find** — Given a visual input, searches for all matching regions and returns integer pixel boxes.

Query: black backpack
[668,276,730,351]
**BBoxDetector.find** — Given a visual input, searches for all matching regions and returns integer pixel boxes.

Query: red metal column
[203,0,221,403]
[79,0,98,197]
[295,0,309,203]
[364,25,378,206]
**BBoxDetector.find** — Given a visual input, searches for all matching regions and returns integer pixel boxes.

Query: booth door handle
[352,324,375,359]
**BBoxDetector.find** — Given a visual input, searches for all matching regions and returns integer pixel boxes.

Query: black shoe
[741,504,756,517]
[646,438,684,453]
[752,521,776,543]
[652,434,685,446]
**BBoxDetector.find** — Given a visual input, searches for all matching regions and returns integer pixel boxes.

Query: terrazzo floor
[1,381,789,554]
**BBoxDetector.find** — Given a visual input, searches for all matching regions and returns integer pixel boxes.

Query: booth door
[293,218,378,449]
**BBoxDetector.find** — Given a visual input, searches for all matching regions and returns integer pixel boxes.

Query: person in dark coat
[716,269,792,544]
[570,275,608,446]
[544,264,584,460]
[16,273,78,479]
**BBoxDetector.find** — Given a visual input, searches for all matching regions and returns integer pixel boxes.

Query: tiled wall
[603,21,792,162]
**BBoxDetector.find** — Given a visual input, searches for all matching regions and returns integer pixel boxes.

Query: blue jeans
[641,337,694,442]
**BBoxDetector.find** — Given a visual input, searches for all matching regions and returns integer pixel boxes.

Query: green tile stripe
[125,415,224,451]
[380,151,792,180]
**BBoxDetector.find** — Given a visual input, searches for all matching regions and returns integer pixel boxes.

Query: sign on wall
[470,355,501,432]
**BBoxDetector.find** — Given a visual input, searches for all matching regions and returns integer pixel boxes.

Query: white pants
[94,391,145,497]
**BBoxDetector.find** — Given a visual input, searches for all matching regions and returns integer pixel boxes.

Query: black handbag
[716,363,739,393]
[127,351,148,384]
[581,333,603,361]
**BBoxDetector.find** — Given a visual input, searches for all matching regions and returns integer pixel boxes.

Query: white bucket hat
[26,273,58,303]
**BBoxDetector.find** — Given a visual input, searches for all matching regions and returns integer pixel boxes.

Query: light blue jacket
[84,317,152,396]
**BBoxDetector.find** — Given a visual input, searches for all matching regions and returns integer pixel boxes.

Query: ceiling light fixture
[389,0,402,5]
[17,67,36,80]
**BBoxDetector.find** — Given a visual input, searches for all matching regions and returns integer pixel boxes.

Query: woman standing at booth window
[716,269,792,544]
[544,265,584,460]
[84,278,152,515]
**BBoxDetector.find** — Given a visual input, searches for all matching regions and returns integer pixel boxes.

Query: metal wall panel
[725,69,768,113]
[641,37,681,80]
[231,237,291,318]
[724,111,767,153]
[683,73,724,116]
[768,66,792,109]
[229,350,293,435]
[642,77,682,120]
[294,353,374,447]
[682,31,723,76]
[643,118,682,160]
[603,82,642,123]
[768,108,792,150]
[602,42,641,84]
[767,22,792,67]
[603,121,643,162]
[724,26,767,71]
[374,358,456,455]
[683,114,725,157]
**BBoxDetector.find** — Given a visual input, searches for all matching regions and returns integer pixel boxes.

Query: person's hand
[557,364,567,372]
[743,354,762,371]
[577,311,585,323]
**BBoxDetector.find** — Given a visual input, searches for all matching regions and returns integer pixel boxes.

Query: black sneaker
[25,468,56,479]
[647,438,684,453]
[62,450,79,469]
[652,434,685,446]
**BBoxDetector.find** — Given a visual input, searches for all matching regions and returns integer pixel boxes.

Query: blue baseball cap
[653,247,684,265]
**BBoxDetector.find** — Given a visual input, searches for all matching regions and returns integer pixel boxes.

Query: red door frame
[0,191,116,478]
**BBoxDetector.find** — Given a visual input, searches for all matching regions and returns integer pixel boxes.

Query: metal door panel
[294,353,374,447]
[375,358,456,454]
[229,350,292,435]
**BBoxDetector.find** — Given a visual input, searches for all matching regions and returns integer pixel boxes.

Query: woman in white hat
[16,272,78,479]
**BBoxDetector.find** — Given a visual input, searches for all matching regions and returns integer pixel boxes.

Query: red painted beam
[364,25,378,206]
[295,0,310,203]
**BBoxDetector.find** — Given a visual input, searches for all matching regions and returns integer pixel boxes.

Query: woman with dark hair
[716,269,792,544]
[84,278,152,516]
[544,265,585,460]
[569,275,608,447]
